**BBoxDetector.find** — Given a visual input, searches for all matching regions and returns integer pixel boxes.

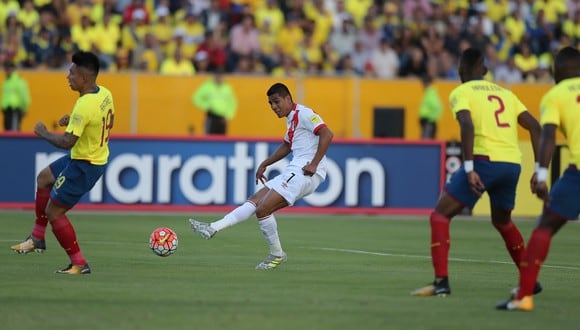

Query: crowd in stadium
[1,0,578,82]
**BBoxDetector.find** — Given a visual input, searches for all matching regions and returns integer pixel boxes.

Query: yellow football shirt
[66,86,115,165]
[449,80,528,164]
[540,77,580,165]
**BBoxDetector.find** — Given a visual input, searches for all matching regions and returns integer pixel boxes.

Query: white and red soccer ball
[149,227,178,257]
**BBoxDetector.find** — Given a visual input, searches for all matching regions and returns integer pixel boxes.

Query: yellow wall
[7,71,553,140]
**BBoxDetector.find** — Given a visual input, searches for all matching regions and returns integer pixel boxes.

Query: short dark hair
[267,83,292,99]
[459,48,484,70]
[555,46,580,70]
[72,51,100,76]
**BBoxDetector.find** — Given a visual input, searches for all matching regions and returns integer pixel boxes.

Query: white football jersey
[283,103,328,179]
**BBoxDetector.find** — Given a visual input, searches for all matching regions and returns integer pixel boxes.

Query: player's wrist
[534,162,540,173]
[464,160,474,173]
[537,167,549,183]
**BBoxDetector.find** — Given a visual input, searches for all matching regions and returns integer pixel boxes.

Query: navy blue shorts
[49,155,106,209]
[546,166,580,220]
[445,158,521,211]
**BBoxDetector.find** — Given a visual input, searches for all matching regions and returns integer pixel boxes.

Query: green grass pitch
[1,210,579,330]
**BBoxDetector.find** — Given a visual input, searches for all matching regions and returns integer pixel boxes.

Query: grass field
[1,210,579,330]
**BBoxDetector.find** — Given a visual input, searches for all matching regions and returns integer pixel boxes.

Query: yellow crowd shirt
[540,77,580,165]
[66,86,115,165]
[449,80,528,164]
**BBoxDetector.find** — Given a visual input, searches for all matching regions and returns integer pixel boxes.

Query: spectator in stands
[70,14,94,52]
[562,9,580,41]
[403,0,433,20]
[90,0,122,26]
[196,30,227,71]
[356,15,381,55]
[122,0,149,25]
[399,46,427,78]
[504,6,526,46]
[304,0,333,47]
[495,56,523,84]
[177,10,206,51]
[200,0,227,33]
[228,13,260,71]
[514,42,539,81]
[329,16,356,57]
[150,6,173,52]
[525,9,554,55]
[160,47,195,75]
[330,0,350,31]
[271,53,299,77]
[92,12,121,70]
[276,15,304,57]
[165,27,196,63]
[193,50,210,73]
[368,37,399,79]
[31,26,56,67]
[436,50,459,80]
[18,0,39,52]
[349,39,370,75]
[120,8,149,55]
[134,32,163,72]
[346,0,373,27]
[64,0,92,28]
[255,0,284,35]
[336,53,358,76]
[442,21,463,58]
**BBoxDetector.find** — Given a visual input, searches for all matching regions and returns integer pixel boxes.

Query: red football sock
[517,228,552,299]
[493,221,524,267]
[51,215,87,266]
[31,188,50,240]
[430,212,450,278]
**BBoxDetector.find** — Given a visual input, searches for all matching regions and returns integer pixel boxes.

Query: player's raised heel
[510,282,543,298]
[10,236,46,254]
[256,253,287,269]
[55,263,91,275]
[411,278,451,297]
[496,295,534,311]
[188,219,217,239]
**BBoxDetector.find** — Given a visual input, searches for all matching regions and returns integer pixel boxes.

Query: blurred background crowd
[0,0,578,82]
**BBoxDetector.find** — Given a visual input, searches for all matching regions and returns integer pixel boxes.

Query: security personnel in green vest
[2,61,31,131]
[192,71,238,135]
[418,75,443,139]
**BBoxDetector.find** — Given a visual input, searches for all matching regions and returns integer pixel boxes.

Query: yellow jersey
[66,86,115,165]
[540,77,580,165]
[449,80,528,164]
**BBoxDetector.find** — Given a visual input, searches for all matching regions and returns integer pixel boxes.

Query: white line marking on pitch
[308,247,580,271]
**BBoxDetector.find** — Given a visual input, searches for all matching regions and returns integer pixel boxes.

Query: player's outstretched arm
[34,121,78,150]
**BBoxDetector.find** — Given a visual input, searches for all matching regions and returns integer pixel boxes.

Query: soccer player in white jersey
[189,82,334,269]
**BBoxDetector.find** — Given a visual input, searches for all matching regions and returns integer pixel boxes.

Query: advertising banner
[0,135,445,214]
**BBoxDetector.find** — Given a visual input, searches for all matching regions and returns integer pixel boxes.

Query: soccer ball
[149,227,178,257]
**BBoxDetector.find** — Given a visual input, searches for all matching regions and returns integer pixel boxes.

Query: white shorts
[265,165,323,206]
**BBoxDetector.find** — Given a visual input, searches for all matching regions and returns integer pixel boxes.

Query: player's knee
[36,167,55,188]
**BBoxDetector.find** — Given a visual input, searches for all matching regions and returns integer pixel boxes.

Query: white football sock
[211,201,256,231]
[258,214,284,256]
